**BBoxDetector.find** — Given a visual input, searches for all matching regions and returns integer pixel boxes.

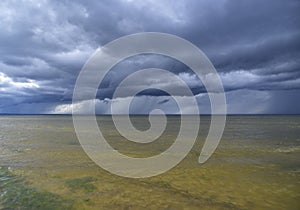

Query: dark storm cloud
[0,0,299,114]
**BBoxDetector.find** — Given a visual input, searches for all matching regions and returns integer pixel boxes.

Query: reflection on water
[0,115,299,209]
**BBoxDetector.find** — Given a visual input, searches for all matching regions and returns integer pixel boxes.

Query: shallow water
[0,115,299,209]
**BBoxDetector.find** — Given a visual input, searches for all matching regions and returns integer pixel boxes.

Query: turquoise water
[0,115,299,209]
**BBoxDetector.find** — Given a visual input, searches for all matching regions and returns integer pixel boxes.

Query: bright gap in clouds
[0,72,39,90]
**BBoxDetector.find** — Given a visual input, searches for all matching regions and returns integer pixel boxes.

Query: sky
[0,0,299,114]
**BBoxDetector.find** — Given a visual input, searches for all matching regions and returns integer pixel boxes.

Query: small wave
[274,146,300,153]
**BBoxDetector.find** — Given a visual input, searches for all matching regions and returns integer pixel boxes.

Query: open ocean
[0,115,299,209]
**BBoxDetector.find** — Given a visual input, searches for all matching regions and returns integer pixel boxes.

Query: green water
[0,115,299,209]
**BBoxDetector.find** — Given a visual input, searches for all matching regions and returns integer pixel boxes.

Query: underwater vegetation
[0,166,73,210]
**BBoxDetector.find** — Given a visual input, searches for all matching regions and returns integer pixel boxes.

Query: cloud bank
[0,0,299,114]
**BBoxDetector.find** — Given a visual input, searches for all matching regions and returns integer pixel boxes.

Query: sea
[0,115,299,209]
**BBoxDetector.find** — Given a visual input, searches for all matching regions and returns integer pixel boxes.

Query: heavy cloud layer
[0,0,299,114]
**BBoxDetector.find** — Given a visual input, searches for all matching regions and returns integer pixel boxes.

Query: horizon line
[0,113,300,116]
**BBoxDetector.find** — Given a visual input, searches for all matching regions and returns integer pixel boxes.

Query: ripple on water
[0,166,73,209]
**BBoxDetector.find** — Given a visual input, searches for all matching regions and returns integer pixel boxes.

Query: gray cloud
[0,0,299,114]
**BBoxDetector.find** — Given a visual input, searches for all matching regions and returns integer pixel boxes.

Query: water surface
[0,115,299,209]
